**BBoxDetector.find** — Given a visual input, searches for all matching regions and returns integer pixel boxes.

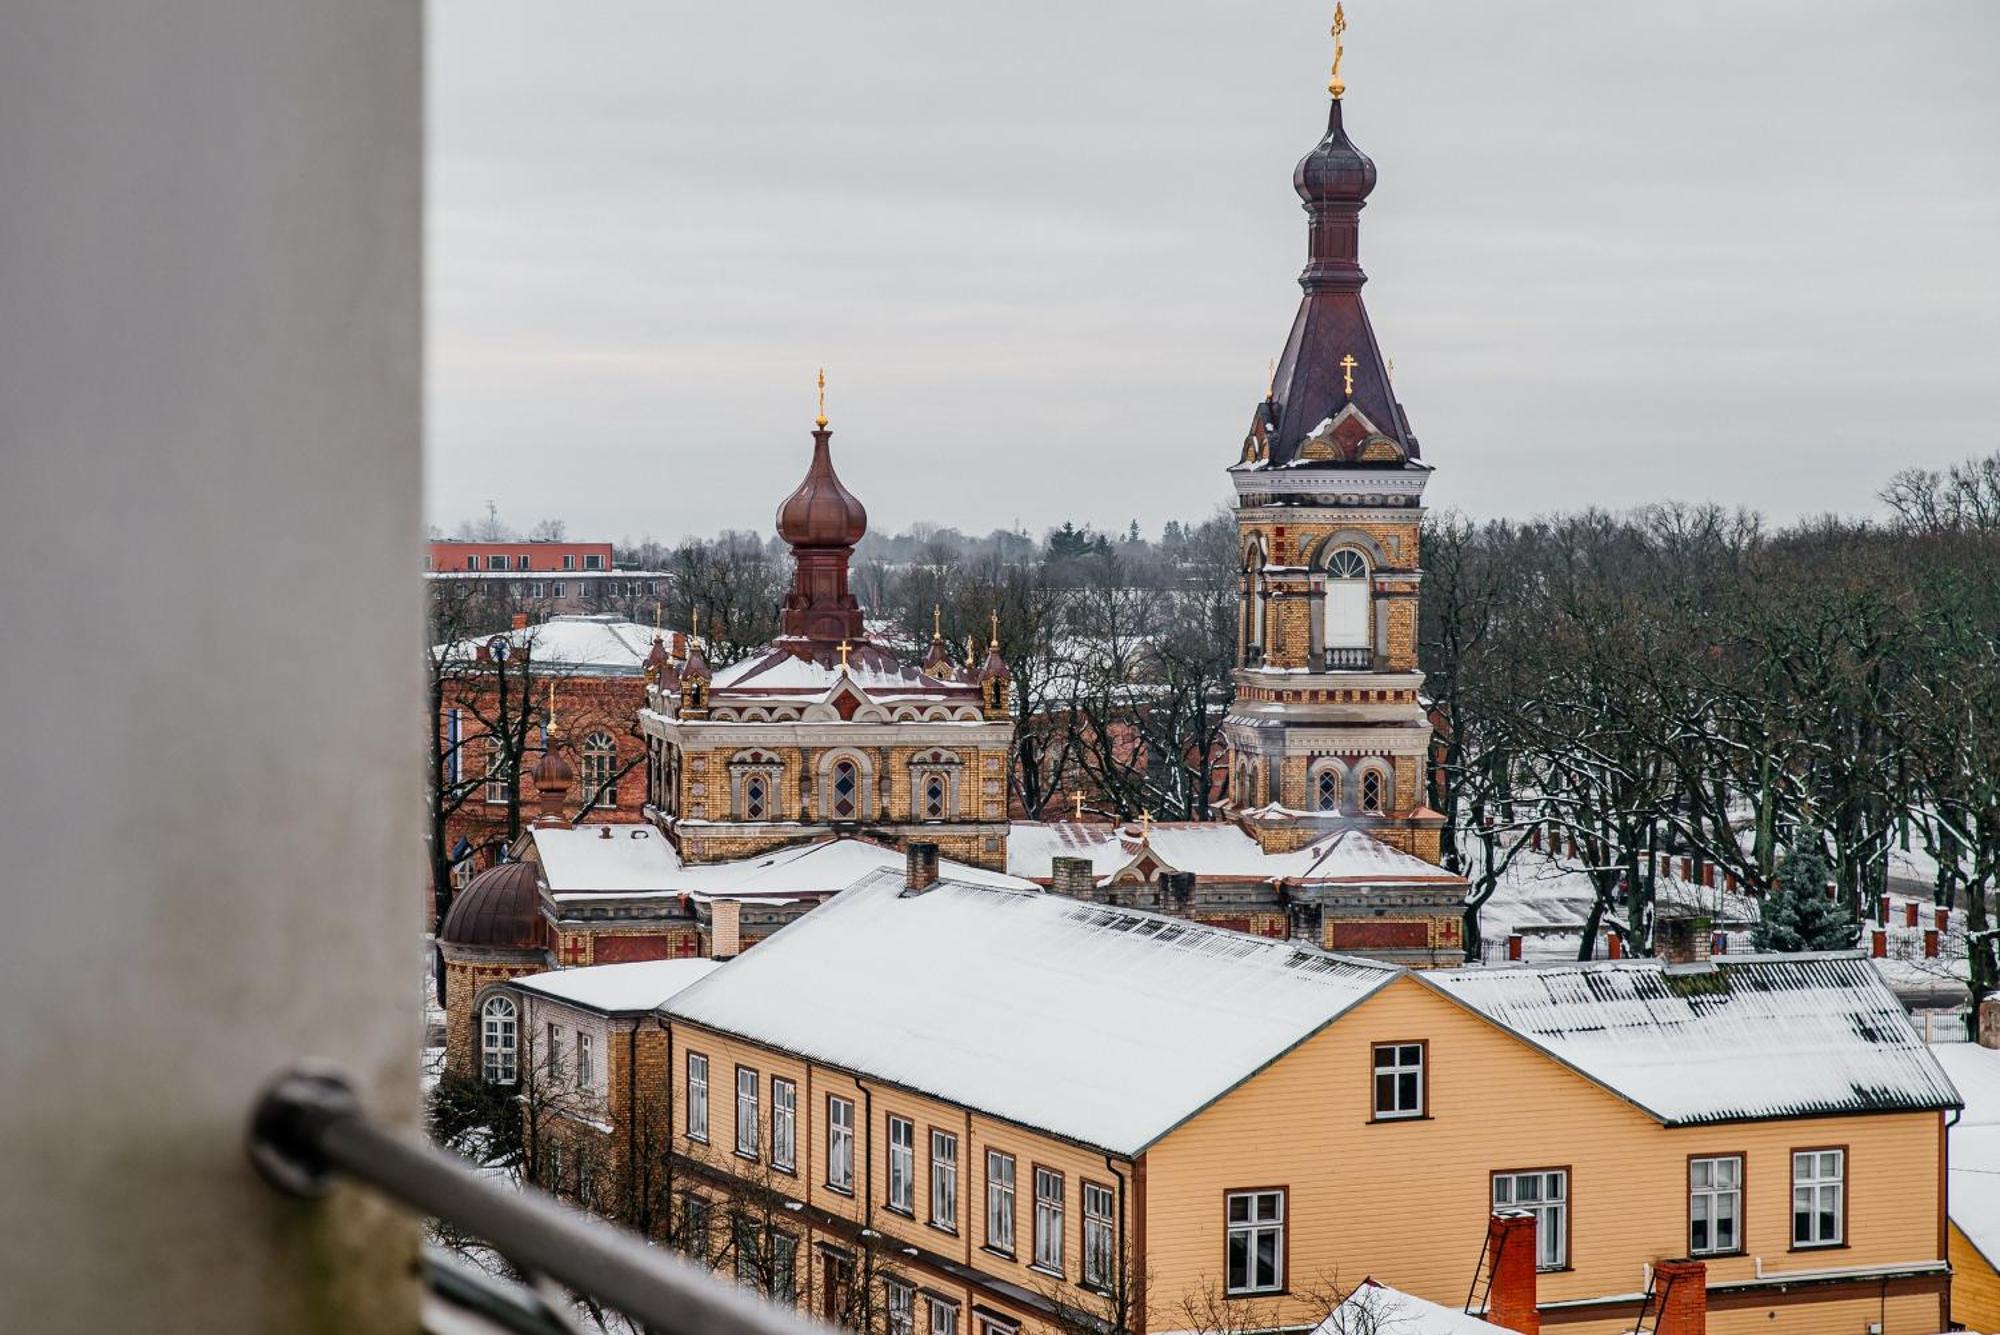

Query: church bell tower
[1224,7,1443,862]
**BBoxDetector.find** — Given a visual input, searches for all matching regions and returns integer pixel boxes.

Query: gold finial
[988,609,1000,649]
[837,639,851,669]
[1387,356,1396,377]
[1328,2,1348,100]
[1266,358,1276,401]
[1073,789,1085,821]
[1339,352,1358,396]
[964,632,975,663]
[932,604,943,640]
[691,606,700,641]
[546,681,560,739]
[815,367,828,430]
[1140,809,1153,838]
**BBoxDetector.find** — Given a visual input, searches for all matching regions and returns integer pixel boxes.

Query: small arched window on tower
[481,994,517,1085]
[580,730,617,805]
[1314,766,1342,813]
[830,759,859,820]
[923,772,948,821]
[1323,548,1372,669]
[1359,765,1386,814]
[1245,542,1268,666]
[744,773,768,821]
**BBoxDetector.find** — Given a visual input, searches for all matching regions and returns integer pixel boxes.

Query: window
[732,1216,759,1287]
[1324,548,1370,650]
[771,1077,796,1172]
[1360,766,1385,813]
[926,1296,960,1335]
[484,738,509,804]
[1493,1170,1567,1270]
[465,555,477,570]
[977,1319,1018,1335]
[1032,1167,1065,1273]
[770,1233,797,1301]
[831,759,859,819]
[581,730,616,803]
[930,1130,958,1230]
[575,1030,593,1089]
[888,1115,915,1213]
[924,773,947,821]
[986,1150,1016,1254]
[487,554,506,570]
[1083,1181,1116,1291]
[885,1279,914,1335]
[685,1052,709,1142]
[677,1193,711,1257]
[517,554,532,570]
[479,995,517,1084]
[1793,1149,1844,1248]
[1314,766,1340,812]
[563,554,576,570]
[735,1067,759,1158]
[446,707,463,784]
[551,582,565,598]
[1225,1190,1285,1295]
[744,773,767,821]
[1690,1155,1743,1256]
[1372,1043,1424,1119]
[827,1096,855,1192]
[585,553,604,571]
[545,1022,563,1079]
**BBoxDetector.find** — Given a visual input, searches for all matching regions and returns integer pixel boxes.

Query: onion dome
[437,861,545,950]
[1293,99,1377,205]
[776,427,867,550]
[531,738,572,829]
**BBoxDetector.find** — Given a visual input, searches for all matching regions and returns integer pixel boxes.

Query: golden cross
[1340,353,1358,396]
[988,609,1000,648]
[1073,790,1085,820]
[837,639,851,669]
[1141,809,1153,837]
[1265,357,1276,400]
[1328,2,1348,99]
[933,604,942,638]
[815,367,828,429]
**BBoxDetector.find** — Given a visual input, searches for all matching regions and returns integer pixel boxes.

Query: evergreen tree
[1751,834,1856,952]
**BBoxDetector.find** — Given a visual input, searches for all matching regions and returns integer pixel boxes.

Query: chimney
[710,899,742,960]
[1923,928,1939,959]
[1529,827,1541,852]
[1936,906,1951,933]
[1484,1211,1539,1334]
[1162,870,1196,910]
[1905,900,1920,929]
[1878,893,1890,924]
[1870,928,1887,959]
[1657,914,1712,968]
[1701,864,1716,890]
[511,611,530,630]
[1607,934,1623,961]
[1980,997,2000,1050]
[1651,1258,1708,1335]
[904,841,940,894]
[1679,855,1692,881]
[1050,856,1095,899]
[1506,934,1523,962]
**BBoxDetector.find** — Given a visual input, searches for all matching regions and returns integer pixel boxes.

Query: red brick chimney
[1877,893,1890,924]
[1937,906,1951,933]
[1507,934,1523,962]
[1923,928,1939,959]
[1905,900,1920,928]
[904,841,940,895]
[1870,928,1887,959]
[1607,934,1623,961]
[1651,1258,1707,1335]
[1484,1212,1539,1334]
[511,611,530,630]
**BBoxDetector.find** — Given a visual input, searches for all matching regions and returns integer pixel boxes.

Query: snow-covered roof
[531,827,1031,903]
[1422,955,1962,1126]
[1934,1042,2000,1268]
[664,872,1401,1153]
[1005,821,1460,887]
[435,614,668,676]
[707,639,976,700]
[1314,1282,1494,1335]
[513,958,721,1014]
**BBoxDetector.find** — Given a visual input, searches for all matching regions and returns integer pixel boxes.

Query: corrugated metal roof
[1423,954,1962,1125]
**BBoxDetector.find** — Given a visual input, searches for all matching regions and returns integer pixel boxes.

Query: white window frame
[735,1066,760,1159]
[1792,1149,1845,1248]
[685,1052,709,1143]
[544,1022,563,1080]
[1493,1170,1568,1270]
[575,1030,593,1090]
[827,1095,855,1193]
[1323,547,1371,650]
[771,1077,796,1172]
[1082,1181,1116,1292]
[479,994,517,1085]
[1224,1189,1285,1296]
[1032,1167,1065,1274]
[885,1278,914,1335]
[887,1115,915,1213]
[986,1150,1016,1254]
[1690,1154,1743,1257]
[930,1129,958,1231]
[1372,1042,1424,1120]
[926,1296,959,1335]
[580,730,617,805]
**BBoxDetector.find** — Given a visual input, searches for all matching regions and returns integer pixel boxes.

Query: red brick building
[428,538,615,574]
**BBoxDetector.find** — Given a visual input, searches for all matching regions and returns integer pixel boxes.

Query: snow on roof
[1423,955,1962,1126]
[1005,821,1459,886]
[435,614,664,675]
[513,958,721,1014]
[1314,1282,1495,1335]
[532,824,682,893]
[672,838,1031,900]
[709,643,972,699]
[1933,1042,2000,1268]
[534,828,1030,902]
[665,872,1400,1152]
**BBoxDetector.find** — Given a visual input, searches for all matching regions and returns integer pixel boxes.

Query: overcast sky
[429,1,2000,544]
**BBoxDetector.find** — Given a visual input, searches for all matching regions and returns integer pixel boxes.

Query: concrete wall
[0,5,422,1331]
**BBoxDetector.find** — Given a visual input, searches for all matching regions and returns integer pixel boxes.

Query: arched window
[923,773,948,821]
[744,773,768,821]
[581,730,617,802]
[1359,766,1385,814]
[1247,572,1267,662]
[481,995,517,1085]
[830,759,859,820]
[1314,766,1341,813]
[1324,548,1371,657]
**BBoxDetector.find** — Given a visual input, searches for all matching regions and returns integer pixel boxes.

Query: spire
[775,381,869,645]
[1327,2,1348,100]
[921,605,954,677]
[531,682,573,828]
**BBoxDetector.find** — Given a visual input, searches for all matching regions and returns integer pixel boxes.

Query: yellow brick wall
[1142,976,1946,1335]
[443,958,541,1076]
[1243,519,1421,574]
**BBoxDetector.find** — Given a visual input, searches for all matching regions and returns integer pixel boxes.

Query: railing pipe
[249,1062,833,1335]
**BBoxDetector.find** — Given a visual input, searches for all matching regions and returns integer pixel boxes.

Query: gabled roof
[512,958,721,1015]
[664,872,1401,1154]
[1421,954,1962,1126]
[434,614,665,676]
[1005,820,1460,887]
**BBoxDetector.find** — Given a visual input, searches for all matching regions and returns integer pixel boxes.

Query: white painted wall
[0,5,422,1330]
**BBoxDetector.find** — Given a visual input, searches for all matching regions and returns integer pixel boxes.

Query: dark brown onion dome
[1293,98,1377,205]
[531,741,573,794]
[438,861,545,949]
[775,428,868,550]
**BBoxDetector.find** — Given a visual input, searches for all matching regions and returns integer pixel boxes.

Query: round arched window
[481,995,518,1085]
[581,730,617,801]
[830,760,859,819]
[1324,548,1371,653]
[744,773,767,821]
[1360,767,1385,813]
[1315,767,1341,813]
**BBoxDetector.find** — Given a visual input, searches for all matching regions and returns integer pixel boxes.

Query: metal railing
[249,1062,835,1335]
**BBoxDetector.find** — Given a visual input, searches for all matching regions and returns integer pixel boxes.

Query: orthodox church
[437,35,1468,1077]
